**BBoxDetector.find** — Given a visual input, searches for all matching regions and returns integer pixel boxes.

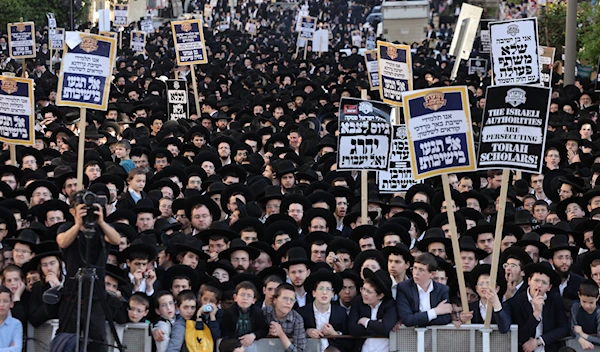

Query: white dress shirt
[418,281,438,321]
[526,289,546,352]
[128,272,154,296]
[314,303,331,351]
[296,291,307,307]
[361,302,389,352]
[558,275,570,296]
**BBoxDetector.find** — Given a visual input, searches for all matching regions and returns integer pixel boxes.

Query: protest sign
[7,21,36,59]
[377,125,421,192]
[468,58,488,76]
[312,29,329,52]
[352,30,362,47]
[98,9,111,32]
[130,31,146,54]
[479,20,492,53]
[337,98,392,171]
[141,16,154,33]
[477,84,551,173]
[0,77,34,145]
[166,79,189,120]
[364,50,379,91]
[490,18,540,85]
[171,19,208,65]
[245,21,257,36]
[539,46,555,88]
[450,4,483,61]
[51,28,65,50]
[403,86,476,180]
[299,16,317,40]
[47,13,56,36]
[114,4,129,26]
[366,33,376,50]
[377,41,412,106]
[56,32,117,110]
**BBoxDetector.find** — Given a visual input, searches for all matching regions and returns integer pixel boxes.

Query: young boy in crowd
[153,291,177,352]
[127,292,150,324]
[0,285,22,351]
[221,281,268,350]
[115,139,135,172]
[167,290,197,351]
[219,338,245,352]
[571,279,600,349]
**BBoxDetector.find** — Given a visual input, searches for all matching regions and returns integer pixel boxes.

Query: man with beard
[173,199,192,235]
[214,137,233,166]
[282,248,311,308]
[130,148,151,173]
[543,234,584,309]
[219,238,260,274]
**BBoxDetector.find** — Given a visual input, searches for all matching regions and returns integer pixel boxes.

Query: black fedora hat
[327,237,360,260]
[458,236,488,260]
[197,228,238,245]
[218,164,247,184]
[430,212,467,235]
[461,191,489,211]
[469,264,507,298]
[185,195,221,221]
[0,206,18,236]
[263,220,298,244]
[162,264,200,292]
[207,259,238,280]
[583,187,600,210]
[432,189,466,212]
[363,268,393,299]
[229,273,264,293]
[28,240,62,269]
[582,250,600,279]
[25,180,59,200]
[514,232,548,254]
[349,225,377,244]
[173,236,209,260]
[416,228,451,252]
[257,185,284,205]
[218,238,261,261]
[249,241,280,265]
[256,265,287,282]
[281,246,312,269]
[5,229,38,250]
[393,210,428,234]
[119,237,158,263]
[280,194,312,213]
[105,264,128,285]
[407,202,437,224]
[230,217,265,238]
[555,197,587,222]
[405,184,436,204]
[353,249,385,277]
[301,208,336,234]
[304,268,343,294]
[501,245,534,267]
[338,268,363,289]
[513,209,537,226]
[342,210,378,228]
[524,262,561,288]
[374,223,410,248]
[463,222,496,241]
[36,199,72,224]
[541,234,579,259]
[382,243,414,264]
[133,199,161,217]
[220,183,255,214]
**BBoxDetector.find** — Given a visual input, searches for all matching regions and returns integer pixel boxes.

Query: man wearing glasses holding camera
[55,190,121,352]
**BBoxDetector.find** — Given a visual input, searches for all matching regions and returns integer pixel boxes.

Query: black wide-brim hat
[162,264,200,292]
[304,268,343,294]
[405,184,435,204]
[461,191,489,211]
[119,241,157,264]
[249,241,280,265]
[0,206,17,236]
[206,259,238,279]
[220,183,255,214]
[432,188,466,212]
[257,265,286,282]
[133,199,161,217]
[541,234,580,260]
[342,210,378,228]
[36,199,72,224]
[280,246,312,269]
[218,238,261,261]
[303,231,335,246]
[555,197,587,222]
[363,268,393,299]
[542,169,569,204]
[197,228,238,245]
[416,228,452,252]
[501,245,534,267]
[349,225,378,244]
[28,240,62,269]
[393,210,428,233]
[149,179,181,199]
[382,243,414,264]
[218,164,247,184]
[193,152,223,171]
[25,180,60,200]
[353,250,385,277]
[524,262,561,288]
[4,229,38,250]
[469,264,507,298]
[184,196,221,221]
[463,224,496,241]
[301,208,336,234]
[429,212,467,236]
[112,223,138,243]
[327,237,360,260]
[514,232,548,254]
[374,222,411,248]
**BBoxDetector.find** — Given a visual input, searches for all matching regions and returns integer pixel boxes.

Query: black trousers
[58,290,108,352]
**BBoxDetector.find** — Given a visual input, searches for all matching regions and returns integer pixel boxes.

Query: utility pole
[564,0,577,86]
[70,0,75,31]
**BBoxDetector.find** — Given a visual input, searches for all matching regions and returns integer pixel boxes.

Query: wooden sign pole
[9,146,16,166]
[76,108,87,190]
[442,173,470,323]
[360,89,369,222]
[190,64,201,118]
[119,30,123,52]
[303,40,308,60]
[484,169,510,327]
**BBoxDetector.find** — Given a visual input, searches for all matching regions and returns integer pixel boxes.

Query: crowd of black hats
[1,0,600,349]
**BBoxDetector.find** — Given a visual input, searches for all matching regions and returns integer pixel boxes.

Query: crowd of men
[1,0,600,351]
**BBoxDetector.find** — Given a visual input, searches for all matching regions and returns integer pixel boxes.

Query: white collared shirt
[296,291,307,307]
[526,289,546,352]
[314,303,331,351]
[391,276,399,300]
[128,272,154,296]
[361,302,388,352]
[559,275,570,296]
[417,281,438,321]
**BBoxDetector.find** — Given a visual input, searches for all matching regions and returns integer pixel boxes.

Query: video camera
[75,191,107,231]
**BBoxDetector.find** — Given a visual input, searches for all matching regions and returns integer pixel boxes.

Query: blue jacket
[396,279,452,327]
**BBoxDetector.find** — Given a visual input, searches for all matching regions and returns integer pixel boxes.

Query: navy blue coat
[396,279,452,327]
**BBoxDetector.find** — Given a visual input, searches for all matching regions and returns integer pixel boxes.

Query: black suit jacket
[348,295,398,352]
[560,273,585,315]
[221,302,269,339]
[298,303,351,351]
[396,279,452,327]
[468,300,511,333]
[505,291,569,352]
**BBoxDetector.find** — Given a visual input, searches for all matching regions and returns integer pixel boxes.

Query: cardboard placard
[539,46,555,88]
[352,30,362,47]
[364,50,379,90]
[403,86,476,180]
[51,28,65,50]
[171,19,208,65]
[468,58,488,76]
[141,15,154,33]
[490,18,540,85]
[47,13,56,36]
[378,125,421,192]
[377,41,412,106]
[477,85,551,173]
[130,30,146,54]
[337,98,392,171]
[99,31,118,39]
[479,20,492,53]
[0,77,35,145]
[114,4,129,27]
[7,22,36,59]
[312,29,329,52]
[56,32,117,110]
[166,79,189,120]
[299,16,317,40]
[449,3,483,60]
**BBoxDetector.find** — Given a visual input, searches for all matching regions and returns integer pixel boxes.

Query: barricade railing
[27,320,517,352]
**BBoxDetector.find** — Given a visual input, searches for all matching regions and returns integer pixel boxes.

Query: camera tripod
[60,227,126,352]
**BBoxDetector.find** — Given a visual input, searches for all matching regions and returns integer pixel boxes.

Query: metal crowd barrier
[565,338,600,352]
[27,321,517,352]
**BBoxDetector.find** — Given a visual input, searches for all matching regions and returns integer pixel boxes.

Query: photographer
[55,190,120,352]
